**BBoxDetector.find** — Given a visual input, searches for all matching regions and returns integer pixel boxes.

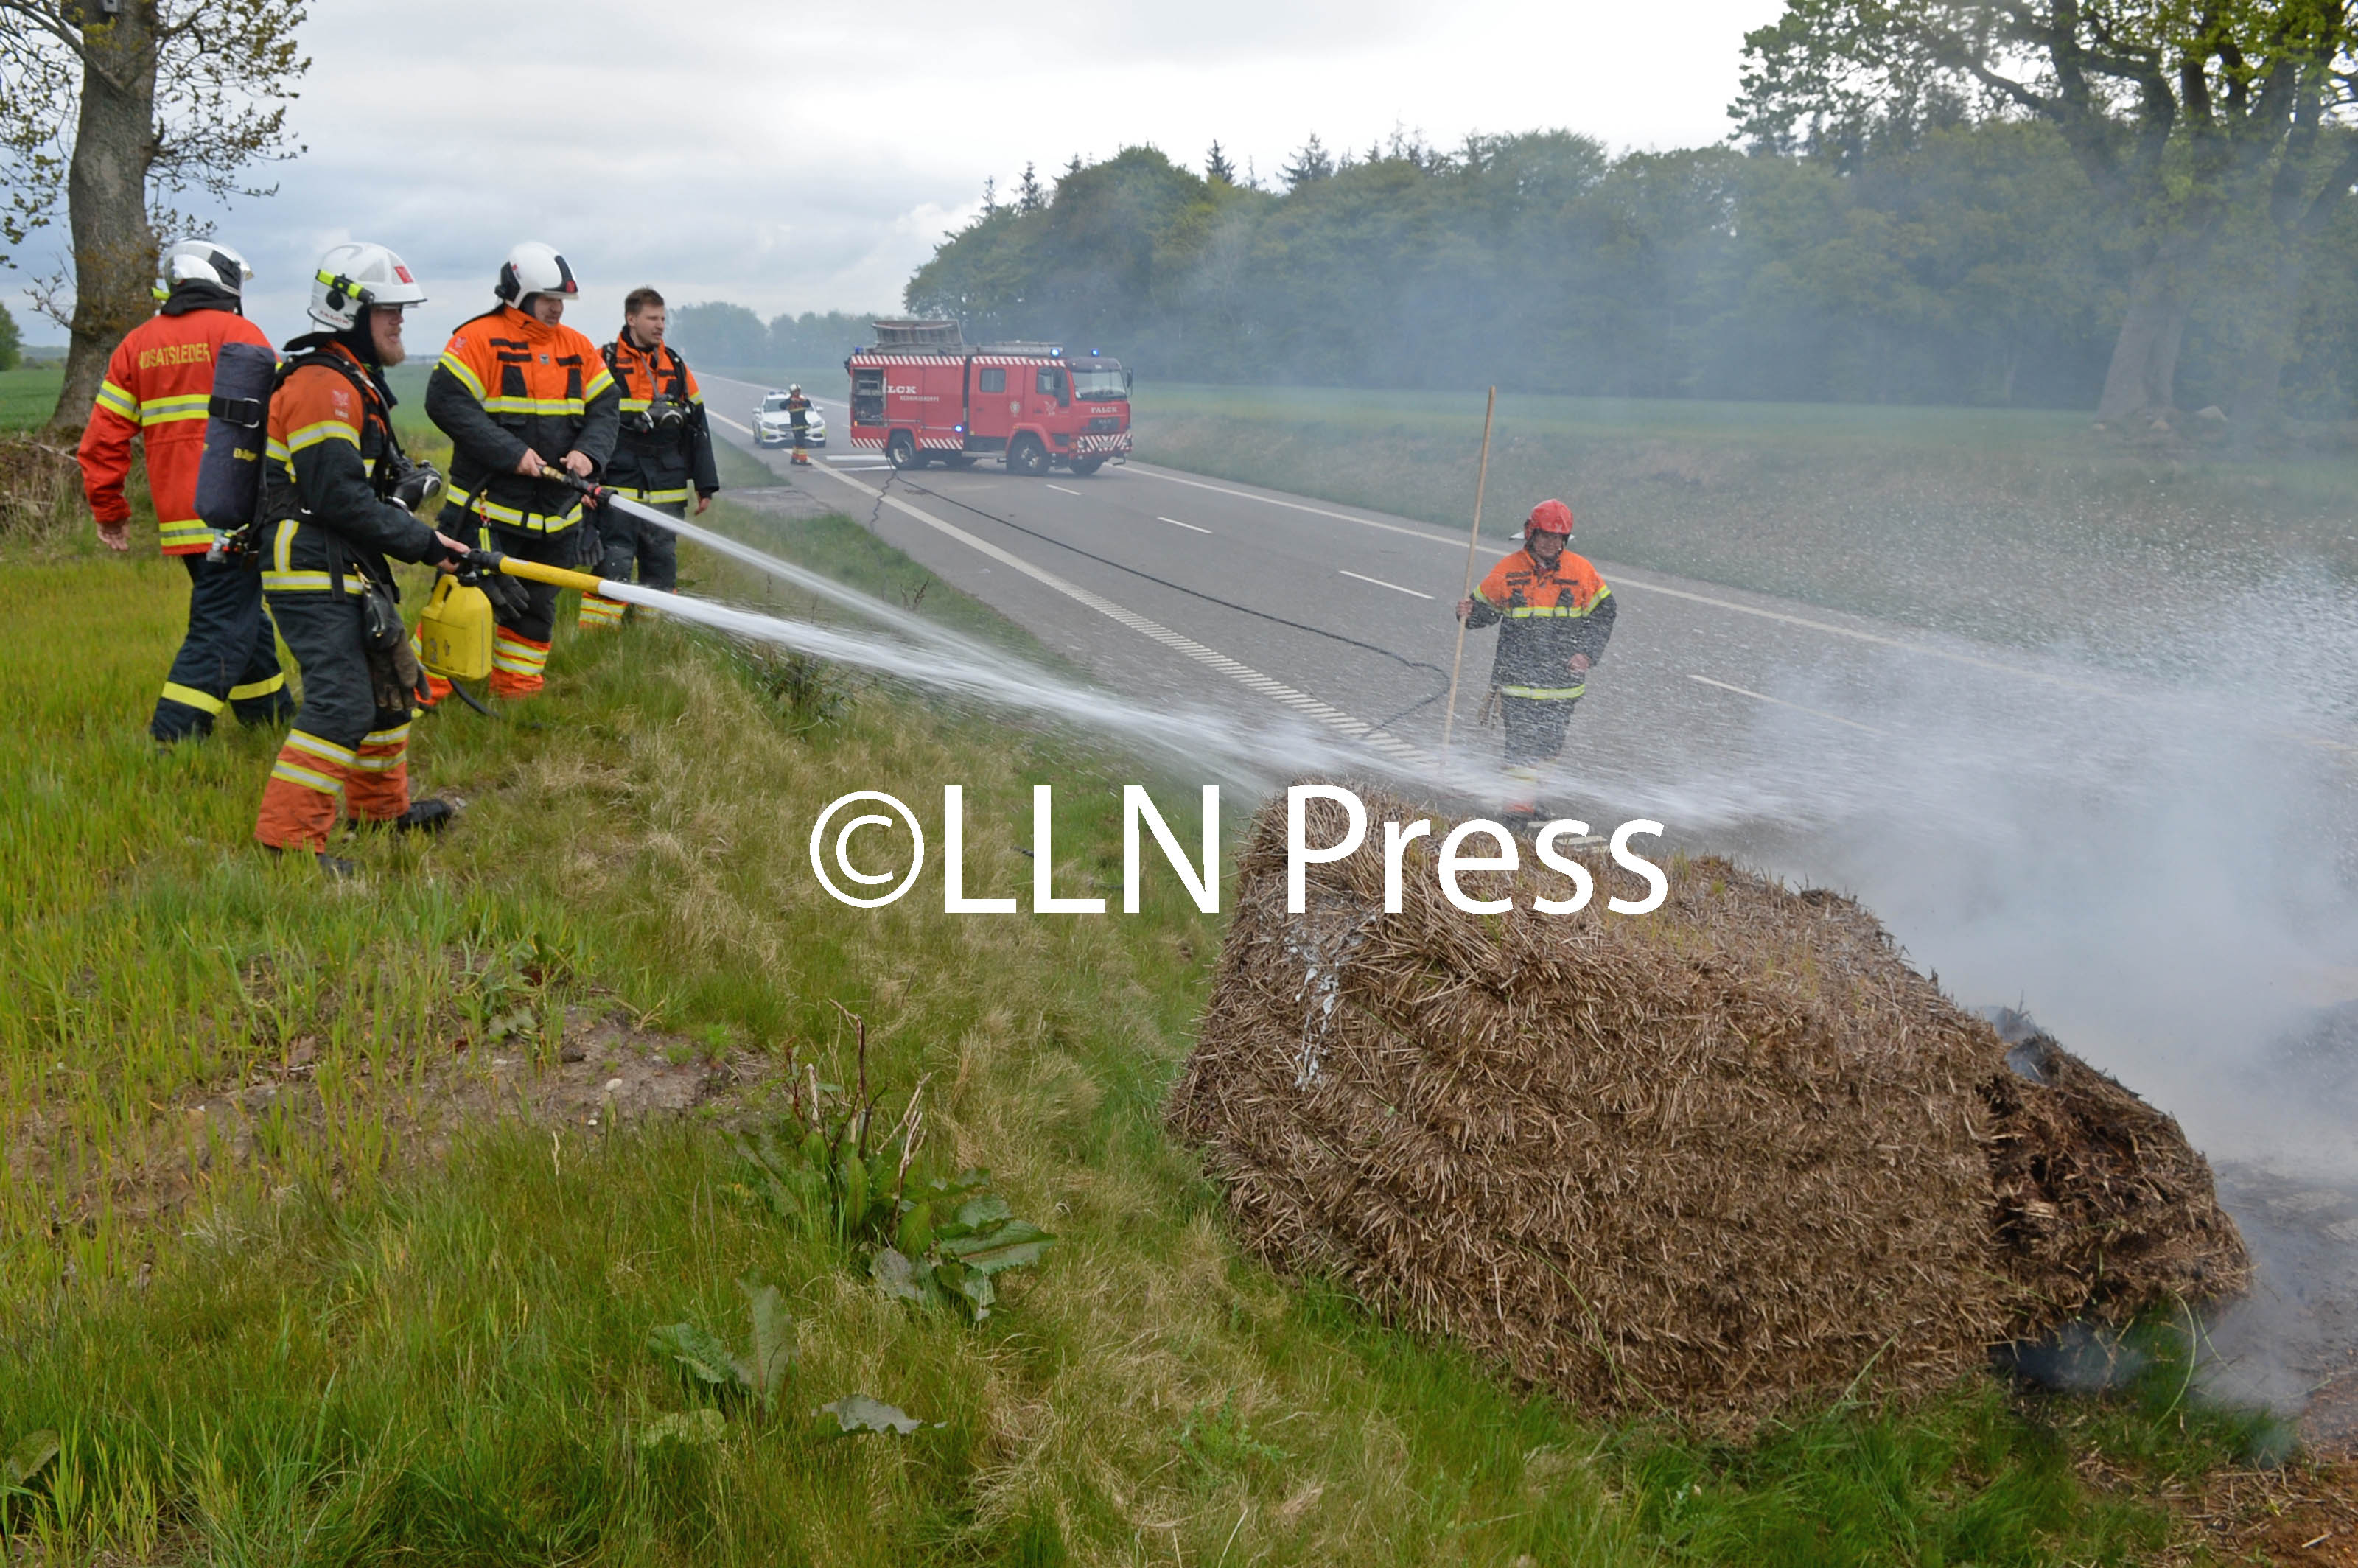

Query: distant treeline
[898,129,2358,416]
[662,307,879,374]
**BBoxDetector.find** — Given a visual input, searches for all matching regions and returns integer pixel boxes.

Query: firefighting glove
[480,571,531,621]
[575,523,609,573]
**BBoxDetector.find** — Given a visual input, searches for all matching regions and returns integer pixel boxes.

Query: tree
[1735,0,2358,421]
[1205,139,1236,184]
[1017,160,1046,214]
[0,299,19,371]
[1280,133,1334,188]
[0,0,307,429]
[665,301,772,368]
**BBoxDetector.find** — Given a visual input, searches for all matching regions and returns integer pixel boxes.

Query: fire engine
[847,318,1131,476]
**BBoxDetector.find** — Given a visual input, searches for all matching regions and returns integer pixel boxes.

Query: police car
[754,391,826,448]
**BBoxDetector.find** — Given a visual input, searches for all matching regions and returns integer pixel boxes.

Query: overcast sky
[10,0,1785,346]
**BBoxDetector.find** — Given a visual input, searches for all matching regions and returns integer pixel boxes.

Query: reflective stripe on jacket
[1466,547,1617,701]
[603,332,719,502]
[260,343,436,596]
[425,304,619,536]
[75,302,274,554]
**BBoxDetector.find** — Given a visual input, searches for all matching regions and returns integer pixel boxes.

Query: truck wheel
[1070,457,1106,476]
[886,432,917,469]
[1007,435,1049,476]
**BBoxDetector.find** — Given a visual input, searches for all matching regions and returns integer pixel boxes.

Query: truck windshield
[1071,367,1127,401]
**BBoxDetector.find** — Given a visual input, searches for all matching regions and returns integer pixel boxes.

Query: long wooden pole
[1440,386,1497,757]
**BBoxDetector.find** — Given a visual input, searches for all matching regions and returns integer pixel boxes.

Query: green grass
[1133,382,2358,656]
[0,398,2310,1564]
[1,366,65,429]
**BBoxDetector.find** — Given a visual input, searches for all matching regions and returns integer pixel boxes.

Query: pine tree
[1205,140,1236,185]
[1018,161,1046,213]
[1280,134,1333,189]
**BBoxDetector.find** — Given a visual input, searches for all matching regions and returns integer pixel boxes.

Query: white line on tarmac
[710,411,753,435]
[1338,569,1432,600]
[1687,673,1890,736]
[1158,517,1211,533]
[1046,483,1080,495]
[800,461,1429,767]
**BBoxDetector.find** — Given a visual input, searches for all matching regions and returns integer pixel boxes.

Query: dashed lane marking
[1046,483,1081,495]
[1338,569,1432,600]
[1687,673,1891,736]
[801,461,1429,767]
[1158,516,1211,533]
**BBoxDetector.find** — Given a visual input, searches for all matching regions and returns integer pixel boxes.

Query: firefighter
[252,242,471,873]
[577,285,718,631]
[424,241,619,696]
[77,239,294,743]
[786,383,812,466]
[1453,499,1616,819]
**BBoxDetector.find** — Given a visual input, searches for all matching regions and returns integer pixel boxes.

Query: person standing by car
[425,241,619,696]
[578,286,718,631]
[77,238,294,743]
[786,383,813,467]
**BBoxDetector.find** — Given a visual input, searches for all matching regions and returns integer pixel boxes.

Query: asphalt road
[699,371,2358,1424]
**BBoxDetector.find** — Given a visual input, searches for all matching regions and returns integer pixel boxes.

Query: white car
[754,391,826,448]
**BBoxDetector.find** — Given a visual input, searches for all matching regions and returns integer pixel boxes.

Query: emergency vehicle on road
[847,318,1130,476]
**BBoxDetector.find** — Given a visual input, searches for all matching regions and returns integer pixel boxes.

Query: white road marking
[710,411,754,436]
[800,461,1429,766]
[1046,483,1081,495]
[1158,516,1211,533]
[1337,569,1432,600]
[1687,673,1890,736]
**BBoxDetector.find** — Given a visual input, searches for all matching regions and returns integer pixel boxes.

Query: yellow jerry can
[416,575,494,681]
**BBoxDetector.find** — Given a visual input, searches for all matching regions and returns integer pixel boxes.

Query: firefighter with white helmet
[76,237,292,742]
[1454,499,1617,820]
[423,241,619,699]
[785,382,813,466]
[251,241,472,872]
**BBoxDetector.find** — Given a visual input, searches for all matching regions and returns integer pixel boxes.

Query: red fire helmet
[1527,499,1575,537]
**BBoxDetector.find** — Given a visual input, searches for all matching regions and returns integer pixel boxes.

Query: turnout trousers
[152,555,293,742]
[579,494,680,629]
[253,590,415,852]
[1499,693,1578,813]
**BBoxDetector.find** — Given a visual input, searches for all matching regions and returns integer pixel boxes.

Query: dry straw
[1169,789,2250,1428]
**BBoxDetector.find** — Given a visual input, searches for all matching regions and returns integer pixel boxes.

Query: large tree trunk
[47,1,158,432]
[2094,225,2212,425]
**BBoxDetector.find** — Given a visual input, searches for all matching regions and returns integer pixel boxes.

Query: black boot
[379,797,457,834]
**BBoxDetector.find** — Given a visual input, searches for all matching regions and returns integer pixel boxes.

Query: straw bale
[1169,789,2248,1425]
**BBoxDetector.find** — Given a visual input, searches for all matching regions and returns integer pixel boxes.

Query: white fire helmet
[307,242,429,331]
[495,241,580,307]
[158,238,253,296]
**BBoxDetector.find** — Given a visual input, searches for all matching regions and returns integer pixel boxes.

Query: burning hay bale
[1169,790,2249,1425]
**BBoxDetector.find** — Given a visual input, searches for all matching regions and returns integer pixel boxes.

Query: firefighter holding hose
[1454,499,1616,819]
[251,243,472,873]
[425,241,619,698]
[578,286,718,631]
[76,239,295,743]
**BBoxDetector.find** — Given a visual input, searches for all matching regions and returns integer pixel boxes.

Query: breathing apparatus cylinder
[194,340,281,545]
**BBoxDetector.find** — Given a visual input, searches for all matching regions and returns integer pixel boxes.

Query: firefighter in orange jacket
[253,242,471,873]
[76,239,293,742]
[425,241,619,697]
[1454,499,1617,818]
[578,284,718,631]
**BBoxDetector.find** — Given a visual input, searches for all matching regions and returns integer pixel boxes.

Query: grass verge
[0,410,2327,1565]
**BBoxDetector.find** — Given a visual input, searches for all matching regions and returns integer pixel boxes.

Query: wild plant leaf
[637,1408,726,1448]
[816,1395,929,1435]
[954,1193,1012,1231]
[870,1247,928,1303]
[734,1279,794,1409]
[956,1270,997,1318]
[648,1321,738,1387]
[3,1428,58,1489]
[937,1220,1054,1275]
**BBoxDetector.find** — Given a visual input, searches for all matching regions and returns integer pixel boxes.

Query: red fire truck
[847,319,1131,476]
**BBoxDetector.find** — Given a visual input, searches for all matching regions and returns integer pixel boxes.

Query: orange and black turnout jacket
[261,341,439,598]
[604,332,718,505]
[425,304,618,537]
[77,285,275,554]
[1466,547,1616,701]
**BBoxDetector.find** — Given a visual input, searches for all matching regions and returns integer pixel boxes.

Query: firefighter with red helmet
[251,242,472,873]
[424,241,619,696]
[577,284,718,631]
[1454,499,1617,818]
[76,238,294,743]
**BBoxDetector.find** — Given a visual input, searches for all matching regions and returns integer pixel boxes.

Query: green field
[1132,383,2358,655]
[0,377,2334,1563]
